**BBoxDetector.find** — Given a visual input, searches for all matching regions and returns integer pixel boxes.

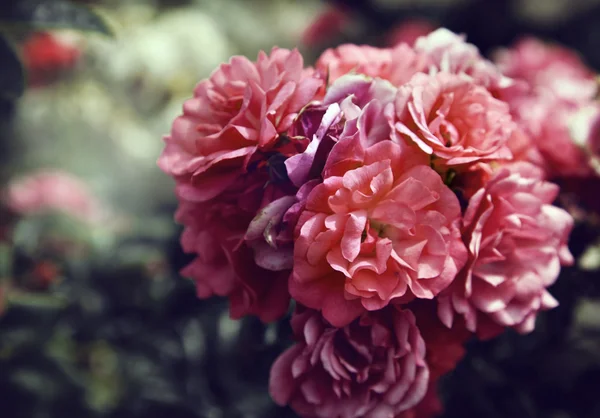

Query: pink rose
[393,301,470,418]
[507,91,592,178]
[290,135,466,327]
[244,76,399,272]
[316,43,428,86]
[438,163,574,339]
[494,37,597,178]
[244,195,297,271]
[494,37,597,104]
[176,176,291,322]
[391,72,514,167]
[414,28,514,93]
[411,301,471,380]
[269,306,429,418]
[504,126,545,168]
[5,170,105,223]
[158,48,324,202]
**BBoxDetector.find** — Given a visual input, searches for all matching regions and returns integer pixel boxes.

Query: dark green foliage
[0,0,111,34]
[0,36,24,99]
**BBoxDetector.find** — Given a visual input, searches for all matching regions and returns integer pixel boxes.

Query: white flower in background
[569,103,600,175]
[193,0,321,54]
[87,7,234,113]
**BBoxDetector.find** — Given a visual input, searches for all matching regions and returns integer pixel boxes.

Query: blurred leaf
[0,0,112,35]
[7,291,67,309]
[0,35,25,100]
[0,243,13,278]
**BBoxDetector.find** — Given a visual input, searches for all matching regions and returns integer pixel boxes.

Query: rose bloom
[507,90,593,178]
[494,37,597,178]
[396,301,471,418]
[494,37,597,104]
[411,301,470,380]
[5,170,104,223]
[413,28,514,93]
[316,43,428,86]
[158,47,324,202]
[269,306,429,418]
[391,71,514,167]
[290,131,466,326]
[438,162,574,339]
[176,180,291,321]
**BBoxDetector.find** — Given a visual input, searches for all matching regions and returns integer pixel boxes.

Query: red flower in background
[22,32,81,88]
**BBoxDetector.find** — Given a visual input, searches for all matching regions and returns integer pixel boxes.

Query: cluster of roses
[158,29,597,417]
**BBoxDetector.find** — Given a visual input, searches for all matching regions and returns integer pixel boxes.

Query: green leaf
[6,290,68,309]
[0,0,112,35]
[0,35,25,99]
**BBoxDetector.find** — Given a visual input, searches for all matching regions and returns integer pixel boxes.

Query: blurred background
[1,1,600,417]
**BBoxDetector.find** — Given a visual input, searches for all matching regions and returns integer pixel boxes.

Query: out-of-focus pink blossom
[494,37,598,178]
[386,19,436,47]
[507,91,593,177]
[269,306,429,418]
[438,163,574,339]
[301,5,349,47]
[290,134,466,327]
[495,37,597,104]
[5,170,105,223]
[391,72,514,167]
[158,48,324,203]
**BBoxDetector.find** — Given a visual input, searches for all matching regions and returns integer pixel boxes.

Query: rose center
[439,120,459,146]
